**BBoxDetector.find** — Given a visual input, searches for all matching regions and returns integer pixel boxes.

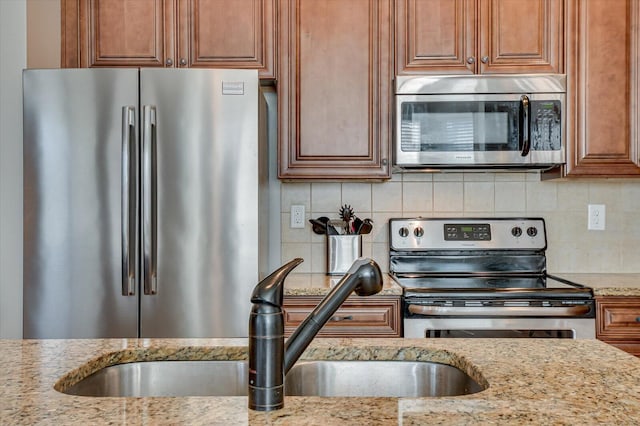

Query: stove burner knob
[398,227,409,238]
[527,226,538,237]
[511,226,522,237]
[414,227,424,238]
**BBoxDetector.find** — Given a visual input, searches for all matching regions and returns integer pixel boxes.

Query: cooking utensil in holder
[327,235,362,275]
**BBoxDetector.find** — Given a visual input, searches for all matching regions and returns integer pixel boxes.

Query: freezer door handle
[121,106,137,296]
[142,105,158,295]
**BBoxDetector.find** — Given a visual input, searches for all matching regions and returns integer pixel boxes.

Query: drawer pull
[636,317,640,323]
[330,315,353,322]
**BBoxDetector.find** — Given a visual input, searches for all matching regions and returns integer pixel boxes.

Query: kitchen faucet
[248,257,383,411]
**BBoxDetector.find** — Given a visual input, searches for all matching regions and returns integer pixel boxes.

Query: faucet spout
[248,257,383,411]
[283,258,383,373]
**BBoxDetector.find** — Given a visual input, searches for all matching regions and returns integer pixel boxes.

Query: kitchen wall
[280,173,640,274]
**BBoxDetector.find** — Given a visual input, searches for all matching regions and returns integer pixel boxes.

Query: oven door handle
[408,304,591,317]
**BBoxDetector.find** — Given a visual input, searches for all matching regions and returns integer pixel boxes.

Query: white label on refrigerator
[222,81,245,95]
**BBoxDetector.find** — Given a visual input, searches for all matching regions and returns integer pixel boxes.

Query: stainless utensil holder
[327,235,362,275]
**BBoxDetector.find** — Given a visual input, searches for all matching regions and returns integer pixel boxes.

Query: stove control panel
[444,223,491,241]
[390,218,547,251]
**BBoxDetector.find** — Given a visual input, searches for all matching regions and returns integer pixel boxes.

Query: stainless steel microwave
[394,74,566,170]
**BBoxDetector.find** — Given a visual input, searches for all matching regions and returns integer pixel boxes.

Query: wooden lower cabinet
[596,296,640,357]
[283,296,402,338]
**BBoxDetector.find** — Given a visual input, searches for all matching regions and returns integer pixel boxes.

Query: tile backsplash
[280,172,640,274]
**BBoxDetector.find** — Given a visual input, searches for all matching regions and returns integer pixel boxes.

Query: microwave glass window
[531,100,561,151]
[400,101,520,152]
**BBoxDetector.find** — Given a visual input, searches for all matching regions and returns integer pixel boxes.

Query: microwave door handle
[520,95,531,157]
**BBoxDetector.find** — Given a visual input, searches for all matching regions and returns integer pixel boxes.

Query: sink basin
[285,360,484,397]
[62,360,249,397]
[60,360,485,398]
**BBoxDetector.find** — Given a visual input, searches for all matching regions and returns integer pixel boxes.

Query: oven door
[395,94,564,167]
[404,317,596,339]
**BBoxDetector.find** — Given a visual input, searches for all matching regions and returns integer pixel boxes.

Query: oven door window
[400,99,520,153]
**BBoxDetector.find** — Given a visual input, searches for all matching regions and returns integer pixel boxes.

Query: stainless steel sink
[285,360,484,397]
[60,360,485,398]
[62,360,249,397]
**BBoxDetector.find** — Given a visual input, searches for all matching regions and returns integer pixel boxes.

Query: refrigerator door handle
[142,105,158,295]
[121,106,137,296]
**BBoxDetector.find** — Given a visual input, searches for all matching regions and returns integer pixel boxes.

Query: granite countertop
[2,338,639,425]
[284,273,403,296]
[552,273,640,297]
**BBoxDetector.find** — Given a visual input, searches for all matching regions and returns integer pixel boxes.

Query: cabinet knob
[466,57,475,64]
[165,58,173,67]
[481,56,489,64]
[179,58,187,66]
[636,317,640,322]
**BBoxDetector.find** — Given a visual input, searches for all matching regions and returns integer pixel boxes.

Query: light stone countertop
[552,273,640,297]
[2,338,639,425]
[284,273,402,296]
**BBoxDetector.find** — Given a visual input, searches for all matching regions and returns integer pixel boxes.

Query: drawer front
[596,297,640,340]
[283,296,401,338]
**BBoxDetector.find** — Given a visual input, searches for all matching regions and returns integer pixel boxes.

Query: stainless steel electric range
[389,218,595,339]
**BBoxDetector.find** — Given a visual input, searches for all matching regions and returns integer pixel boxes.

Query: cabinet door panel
[479,0,563,73]
[283,296,402,337]
[566,0,640,176]
[596,297,640,357]
[278,0,392,179]
[185,0,275,78]
[87,0,174,67]
[396,0,476,75]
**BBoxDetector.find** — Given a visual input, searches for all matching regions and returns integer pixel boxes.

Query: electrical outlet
[588,204,606,231]
[290,205,305,228]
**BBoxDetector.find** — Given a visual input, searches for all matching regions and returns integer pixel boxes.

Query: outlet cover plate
[291,205,305,228]
[588,204,605,231]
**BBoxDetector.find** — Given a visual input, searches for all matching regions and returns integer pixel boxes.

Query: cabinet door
[62,0,176,68]
[278,0,392,179]
[479,0,563,74]
[565,0,640,177]
[596,296,640,357]
[179,0,276,79]
[396,0,476,75]
[283,296,402,338]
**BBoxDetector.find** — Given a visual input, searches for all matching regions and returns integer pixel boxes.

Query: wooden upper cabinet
[181,0,275,78]
[396,0,564,75]
[396,0,476,74]
[61,0,275,78]
[565,0,640,177]
[62,0,174,67]
[278,0,393,180]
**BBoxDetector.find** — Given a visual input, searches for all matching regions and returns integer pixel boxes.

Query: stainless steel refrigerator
[23,68,268,338]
